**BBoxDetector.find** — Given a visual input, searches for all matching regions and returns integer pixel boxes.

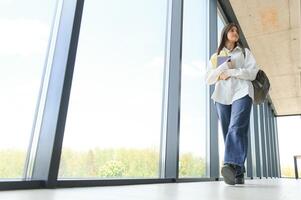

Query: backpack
[242,48,270,104]
[252,69,270,104]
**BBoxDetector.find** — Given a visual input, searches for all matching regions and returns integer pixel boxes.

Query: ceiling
[229,0,301,116]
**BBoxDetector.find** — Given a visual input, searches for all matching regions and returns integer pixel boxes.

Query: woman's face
[226,26,239,43]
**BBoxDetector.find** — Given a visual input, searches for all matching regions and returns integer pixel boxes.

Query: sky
[0,0,300,171]
[0,0,57,150]
[59,0,210,157]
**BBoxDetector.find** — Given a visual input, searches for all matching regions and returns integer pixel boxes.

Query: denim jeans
[215,95,252,175]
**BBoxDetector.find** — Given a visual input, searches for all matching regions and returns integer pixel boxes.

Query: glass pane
[59,0,168,179]
[179,0,208,178]
[0,1,57,179]
[278,116,301,177]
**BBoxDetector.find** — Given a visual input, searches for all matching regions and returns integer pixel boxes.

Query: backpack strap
[242,47,246,58]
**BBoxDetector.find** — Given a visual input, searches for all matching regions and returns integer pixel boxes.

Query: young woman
[205,23,259,185]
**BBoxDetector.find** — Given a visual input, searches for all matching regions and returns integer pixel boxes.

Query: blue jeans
[215,95,252,175]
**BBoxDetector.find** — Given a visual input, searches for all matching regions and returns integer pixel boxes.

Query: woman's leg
[215,102,231,141]
[224,95,252,173]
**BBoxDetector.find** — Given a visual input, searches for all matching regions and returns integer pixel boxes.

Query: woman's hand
[218,72,230,80]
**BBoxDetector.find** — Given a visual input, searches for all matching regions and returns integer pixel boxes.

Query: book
[217,56,230,67]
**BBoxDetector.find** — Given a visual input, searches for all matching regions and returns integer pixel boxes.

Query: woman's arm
[224,48,259,81]
[205,54,230,85]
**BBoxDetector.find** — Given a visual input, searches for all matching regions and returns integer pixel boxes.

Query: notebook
[217,56,230,67]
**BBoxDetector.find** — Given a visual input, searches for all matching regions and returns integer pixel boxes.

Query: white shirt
[205,46,259,105]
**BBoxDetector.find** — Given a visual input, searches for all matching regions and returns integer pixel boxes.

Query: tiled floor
[0,179,300,200]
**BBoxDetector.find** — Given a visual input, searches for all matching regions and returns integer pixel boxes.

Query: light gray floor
[0,179,300,200]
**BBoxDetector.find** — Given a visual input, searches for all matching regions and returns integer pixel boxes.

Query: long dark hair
[217,23,243,55]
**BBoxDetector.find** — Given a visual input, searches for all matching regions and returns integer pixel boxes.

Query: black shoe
[221,164,236,185]
[235,174,245,184]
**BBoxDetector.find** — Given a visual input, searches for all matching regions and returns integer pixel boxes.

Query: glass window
[278,116,301,177]
[0,0,57,179]
[59,0,168,179]
[178,0,208,178]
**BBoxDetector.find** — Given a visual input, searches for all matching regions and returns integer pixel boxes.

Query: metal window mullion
[274,117,281,177]
[265,103,271,177]
[270,109,276,177]
[257,105,263,178]
[253,105,261,178]
[261,103,268,177]
[208,0,219,179]
[272,111,278,177]
[269,108,274,177]
[164,0,183,179]
[24,0,62,179]
[274,115,279,177]
[31,0,84,188]
[264,103,269,177]
[267,107,273,177]
[266,103,272,177]
[251,107,257,178]
[269,109,274,177]
[259,104,265,177]
[272,111,277,177]
[268,106,274,177]
[272,110,276,177]
[270,114,276,177]
[246,108,254,178]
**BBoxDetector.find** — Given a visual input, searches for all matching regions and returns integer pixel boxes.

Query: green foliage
[179,153,206,177]
[59,147,160,178]
[3,148,301,179]
[0,148,206,179]
[0,149,25,178]
[281,165,301,178]
[98,160,126,177]
[59,148,206,178]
